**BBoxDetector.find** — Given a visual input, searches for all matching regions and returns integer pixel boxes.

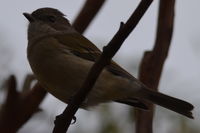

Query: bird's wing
[53,33,149,110]
[54,33,134,79]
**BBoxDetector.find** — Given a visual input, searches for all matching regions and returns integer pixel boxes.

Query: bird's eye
[47,15,56,23]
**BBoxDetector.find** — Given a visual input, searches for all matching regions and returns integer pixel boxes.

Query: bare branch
[0,75,46,133]
[53,0,153,133]
[136,1,175,133]
[72,0,106,34]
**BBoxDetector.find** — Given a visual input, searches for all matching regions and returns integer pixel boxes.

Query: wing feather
[54,33,134,79]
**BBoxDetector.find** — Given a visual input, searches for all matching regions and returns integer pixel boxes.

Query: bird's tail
[140,88,194,119]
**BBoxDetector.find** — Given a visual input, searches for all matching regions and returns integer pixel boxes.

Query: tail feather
[115,98,149,110]
[142,89,194,119]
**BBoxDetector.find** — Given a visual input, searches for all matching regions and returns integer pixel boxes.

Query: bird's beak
[23,13,35,22]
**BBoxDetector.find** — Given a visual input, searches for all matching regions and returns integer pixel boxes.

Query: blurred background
[0,0,199,133]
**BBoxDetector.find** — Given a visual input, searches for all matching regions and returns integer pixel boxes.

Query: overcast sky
[0,1,199,132]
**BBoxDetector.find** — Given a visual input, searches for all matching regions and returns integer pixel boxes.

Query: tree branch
[72,0,106,34]
[0,75,46,133]
[53,0,153,133]
[135,1,175,133]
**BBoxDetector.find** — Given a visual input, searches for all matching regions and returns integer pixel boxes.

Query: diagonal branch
[53,0,153,133]
[135,1,175,133]
[72,0,106,34]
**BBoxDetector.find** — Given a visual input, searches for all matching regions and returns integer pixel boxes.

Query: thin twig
[53,0,153,133]
[135,1,175,133]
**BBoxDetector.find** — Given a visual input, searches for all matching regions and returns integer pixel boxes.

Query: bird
[23,7,194,118]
